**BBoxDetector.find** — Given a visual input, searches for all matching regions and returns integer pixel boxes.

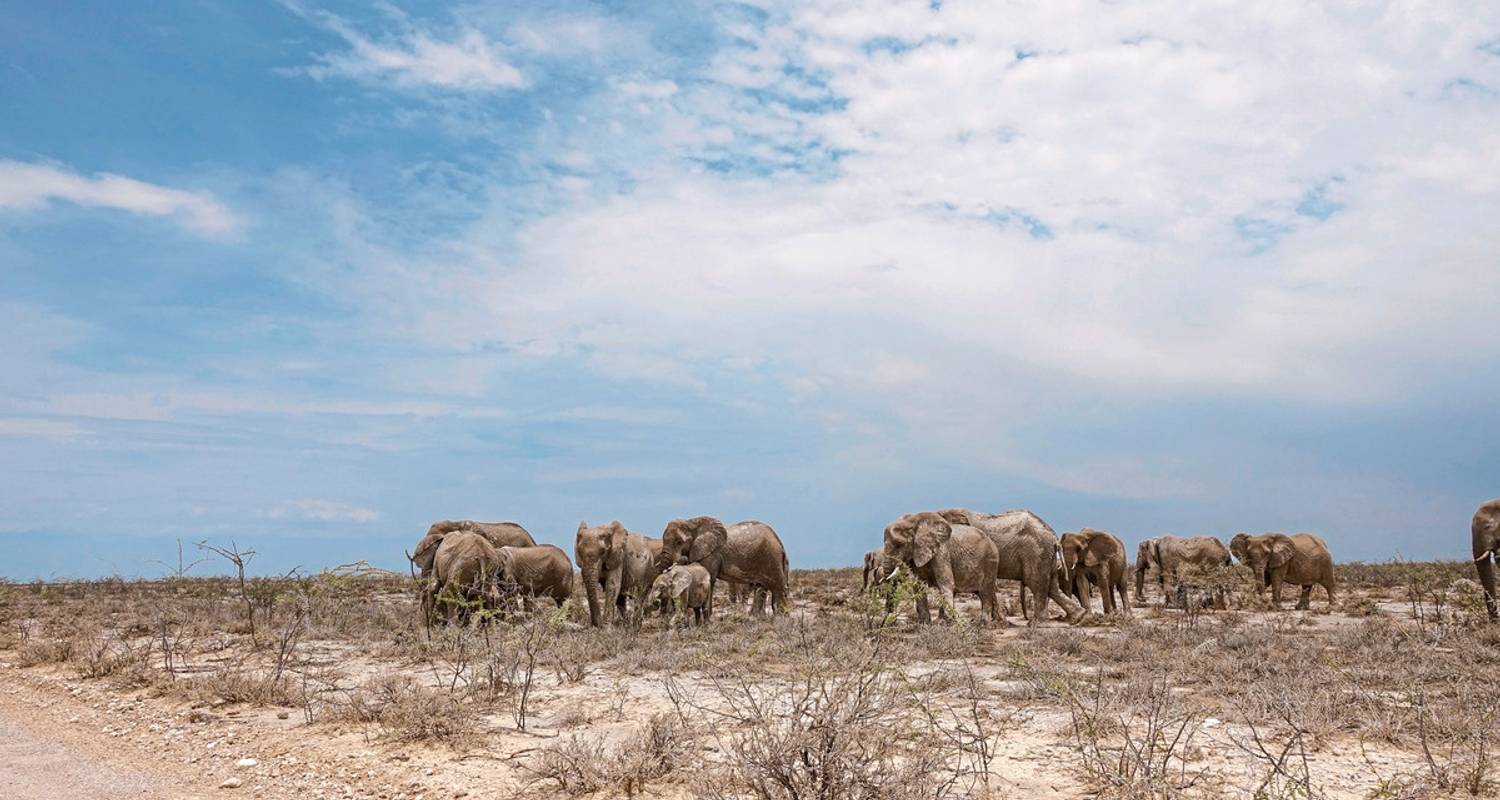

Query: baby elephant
[651,564,712,627]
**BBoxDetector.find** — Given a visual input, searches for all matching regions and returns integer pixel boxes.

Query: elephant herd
[410,516,790,627]
[871,508,1340,626]
[405,503,1374,629]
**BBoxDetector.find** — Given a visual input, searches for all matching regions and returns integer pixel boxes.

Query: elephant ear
[913,517,951,568]
[1152,539,1164,567]
[601,521,628,567]
[671,568,694,597]
[687,518,729,563]
[1083,535,1106,568]
[412,532,443,564]
[1269,537,1296,569]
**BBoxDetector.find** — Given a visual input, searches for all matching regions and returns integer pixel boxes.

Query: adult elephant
[412,519,536,579]
[1060,529,1130,615]
[1471,499,1500,620]
[574,520,663,627]
[426,531,502,624]
[656,517,790,619]
[1230,533,1336,610]
[496,545,574,609]
[1138,535,1232,607]
[881,512,999,624]
[1134,537,1160,603]
[862,548,887,591]
[937,509,1082,626]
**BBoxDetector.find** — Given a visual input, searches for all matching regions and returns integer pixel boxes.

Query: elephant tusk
[883,566,900,583]
[1476,549,1494,563]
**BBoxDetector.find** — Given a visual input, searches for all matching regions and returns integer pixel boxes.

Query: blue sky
[3,1,1499,578]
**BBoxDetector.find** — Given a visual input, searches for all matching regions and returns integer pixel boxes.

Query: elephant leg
[1269,572,1284,607]
[1071,574,1091,615]
[770,583,788,616]
[1296,584,1312,611]
[420,584,438,625]
[1046,578,1081,624]
[1478,556,1499,621]
[915,591,932,624]
[937,586,956,623]
[704,576,715,621]
[1098,572,1114,614]
[1018,585,1029,621]
[751,586,767,616]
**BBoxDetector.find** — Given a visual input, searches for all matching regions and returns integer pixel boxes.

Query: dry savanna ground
[1,558,1497,799]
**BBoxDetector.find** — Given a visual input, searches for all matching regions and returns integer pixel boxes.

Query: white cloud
[436,1,1500,406]
[0,160,241,237]
[263,499,380,523]
[273,0,1498,499]
[306,20,524,91]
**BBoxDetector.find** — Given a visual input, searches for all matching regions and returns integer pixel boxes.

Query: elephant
[657,517,790,619]
[574,520,663,627]
[426,531,503,624]
[1471,499,1500,620]
[1136,535,1232,608]
[495,544,574,610]
[412,519,536,579]
[936,508,1082,626]
[1134,537,1159,601]
[1230,532,1336,610]
[881,511,1000,624]
[1059,528,1130,615]
[862,548,887,591]
[651,564,712,627]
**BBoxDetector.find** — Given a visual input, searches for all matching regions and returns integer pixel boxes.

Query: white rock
[236,758,258,768]
[220,777,243,789]
[1202,717,1220,728]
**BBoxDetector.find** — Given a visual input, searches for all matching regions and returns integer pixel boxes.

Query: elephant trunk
[582,565,605,627]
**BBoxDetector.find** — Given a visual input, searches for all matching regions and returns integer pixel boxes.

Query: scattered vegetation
[1,557,1498,796]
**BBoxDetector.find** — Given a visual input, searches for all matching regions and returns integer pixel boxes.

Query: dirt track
[0,681,194,800]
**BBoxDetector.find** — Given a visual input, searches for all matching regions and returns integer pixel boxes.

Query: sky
[2,1,1499,579]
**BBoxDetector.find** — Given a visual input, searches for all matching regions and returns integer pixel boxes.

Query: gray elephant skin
[426,531,502,624]
[861,548,887,591]
[1060,528,1130,615]
[575,520,663,627]
[882,511,999,624]
[1230,532,1336,610]
[657,517,790,619]
[651,564,712,627]
[496,544,574,609]
[1471,499,1500,620]
[1135,535,1231,607]
[412,519,536,579]
[937,508,1081,626]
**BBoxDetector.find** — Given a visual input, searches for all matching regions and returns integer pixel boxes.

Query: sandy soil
[0,568,1474,799]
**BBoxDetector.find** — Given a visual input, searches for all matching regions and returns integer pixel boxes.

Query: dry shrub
[342,673,476,742]
[17,636,74,666]
[73,626,150,681]
[672,643,999,800]
[183,664,303,707]
[523,714,689,797]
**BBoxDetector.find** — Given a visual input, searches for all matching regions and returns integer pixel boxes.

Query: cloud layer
[2,1,1498,574]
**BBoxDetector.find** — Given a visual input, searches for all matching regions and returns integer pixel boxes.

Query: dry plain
[0,560,1494,799]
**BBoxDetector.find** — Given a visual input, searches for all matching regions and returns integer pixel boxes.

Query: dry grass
[2,560,1499,797]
